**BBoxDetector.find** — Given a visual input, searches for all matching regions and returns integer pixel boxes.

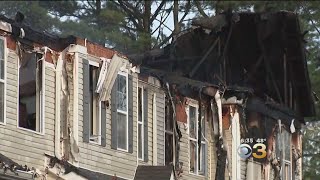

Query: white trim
[89,60,99,67]
[73,52,79,146]
[0,36,6,125]
[116,72,129,151]
[16,51,45,134]
[88,61,102,145]
[152,93,158,165]
[187,102,206,176]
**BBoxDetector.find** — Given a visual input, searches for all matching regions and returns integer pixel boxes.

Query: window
[18,52,43,132]
[89,64,101,143]
[276,128,291,180]
[116,73,128,150]
[0,38,5,123]
[138,87,144,159]
[188,104,206,175]
[165,97,174,165]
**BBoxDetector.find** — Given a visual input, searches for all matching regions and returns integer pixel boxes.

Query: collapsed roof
[129,11,316,119]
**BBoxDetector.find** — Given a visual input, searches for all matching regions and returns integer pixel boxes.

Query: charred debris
[129,11,315,179]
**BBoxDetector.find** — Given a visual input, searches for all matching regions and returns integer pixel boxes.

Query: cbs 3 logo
[237,143,267,159]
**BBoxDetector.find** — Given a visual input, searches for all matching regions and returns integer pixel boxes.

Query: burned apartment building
[0,10,316,180]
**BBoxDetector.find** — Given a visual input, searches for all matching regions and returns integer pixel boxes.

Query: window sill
[189,172,206,177]
[0,122,5,126]
[117,148,129,153]
[89,140,101,146]
[17,126,44,136]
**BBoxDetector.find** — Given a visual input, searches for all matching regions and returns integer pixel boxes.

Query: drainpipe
[214,91,223,137]
[54,53,63,159]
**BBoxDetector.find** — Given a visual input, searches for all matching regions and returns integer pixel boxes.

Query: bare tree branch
[112,0,144,31]
[194,0,209,18]
[151,10,170,35]
[154,18,173,32]
[150,0,167,22]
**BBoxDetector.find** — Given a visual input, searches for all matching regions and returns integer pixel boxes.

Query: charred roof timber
[129,11,316,120]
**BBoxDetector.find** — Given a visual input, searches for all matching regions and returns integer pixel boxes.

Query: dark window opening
[18,52,42,132]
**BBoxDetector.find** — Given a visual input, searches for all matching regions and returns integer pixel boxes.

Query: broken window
[138,87,144,159]
[276,128,292,180]
[188,104,206,175]
[0,38,4,123]
[89,64,101,143]
[18,52,43,132]
[116,73,128,150]
[165,97,174,165]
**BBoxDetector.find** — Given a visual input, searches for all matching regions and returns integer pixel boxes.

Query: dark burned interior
[130,11,315,179]
[130,11,315,119]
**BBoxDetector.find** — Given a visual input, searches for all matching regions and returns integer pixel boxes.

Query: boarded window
[0,39,4,123]
[18,52,43,132]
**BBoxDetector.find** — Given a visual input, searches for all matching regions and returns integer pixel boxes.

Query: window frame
[137,86,144,160]
[88,61,102,145]
[17,52,45,135]
[165,94,174,165]
[0,37,6,125]
[187,102,206,176]
[116,71,129,152]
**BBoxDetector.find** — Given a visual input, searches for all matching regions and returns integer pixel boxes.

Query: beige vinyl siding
[208,118,217,179]
[156,91,165,165]
[0,49,55,170]
[137,80,166,166]
[77,54,137,179]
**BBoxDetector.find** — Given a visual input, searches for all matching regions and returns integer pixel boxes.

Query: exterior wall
[0,47,56,171]
[177,107,211,180]
[137,79,166,166]
[77,51,137,179]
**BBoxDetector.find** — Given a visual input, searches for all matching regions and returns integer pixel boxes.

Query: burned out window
[276,128,291,180]
[165,97,174,165]
[89,64,101,143]
[18,52,43,132]
[117,73,128,150]
[0,38,4,123]
[188,104,206,175]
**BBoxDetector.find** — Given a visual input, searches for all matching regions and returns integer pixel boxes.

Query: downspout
[54,51,63,159]
[214,91,223,138]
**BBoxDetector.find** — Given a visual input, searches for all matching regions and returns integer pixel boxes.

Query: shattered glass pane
[117,74,127,111]
[0,83,3,123]
[117,112,127,150]
[190,140,197,173]
[189,106,197,139]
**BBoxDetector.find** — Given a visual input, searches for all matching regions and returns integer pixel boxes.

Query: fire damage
[129,11,315,179]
